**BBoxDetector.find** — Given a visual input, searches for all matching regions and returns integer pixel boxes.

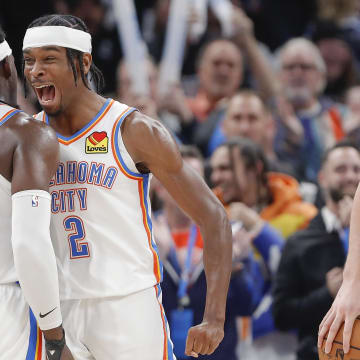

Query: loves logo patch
[85,131,108,154]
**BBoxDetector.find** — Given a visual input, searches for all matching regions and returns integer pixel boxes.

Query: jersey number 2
[63,216,90,259]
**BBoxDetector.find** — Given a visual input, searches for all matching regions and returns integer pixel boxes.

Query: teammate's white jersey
[0,104,22,284]
[35,99,162,300]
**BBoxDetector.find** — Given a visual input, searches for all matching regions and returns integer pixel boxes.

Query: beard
[285,86,312,107]
[329,184,357,203]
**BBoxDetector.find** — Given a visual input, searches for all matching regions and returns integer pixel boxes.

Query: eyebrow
[23,46,62,54]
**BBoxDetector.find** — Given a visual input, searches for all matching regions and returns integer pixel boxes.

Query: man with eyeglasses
[274,38,349,184]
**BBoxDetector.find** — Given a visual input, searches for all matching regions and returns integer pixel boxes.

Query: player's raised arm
[11,115,73,360]
[122,112,233,357]
[318,183,360,355]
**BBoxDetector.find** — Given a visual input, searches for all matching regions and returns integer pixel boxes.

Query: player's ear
[82,53,92,76]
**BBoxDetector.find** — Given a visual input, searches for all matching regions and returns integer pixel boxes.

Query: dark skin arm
[10,115,59,193]
[0,114,73,359]
[122,112,233,357]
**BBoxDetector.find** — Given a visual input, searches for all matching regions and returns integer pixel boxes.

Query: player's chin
[38,97,61,115]
[41,103,61,116]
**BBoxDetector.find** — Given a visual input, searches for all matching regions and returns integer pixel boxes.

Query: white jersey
[0,104,22,285]
[35,99,162,300]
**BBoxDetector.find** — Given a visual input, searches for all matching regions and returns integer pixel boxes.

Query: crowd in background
[2,0,360,359]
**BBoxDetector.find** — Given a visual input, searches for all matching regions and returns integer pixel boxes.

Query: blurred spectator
[115,57,189,142]
[210,137,317,359]
[115,57,159,119]
[159,6,278,153]
[274,38,349,183]
[346,85,360,114]
[206,90,294,175]
[146,0,247,76]
[317,0,360,63]
[317,0,358,22]
[145,0,170,67]
[152,145,258,360]
[310,21,360,102]
[211,138,317,238]
[344,85,360,143]
[273,141,360,360]
[208,90,273,154]
[188,38,243,123]
[246,0,316,51]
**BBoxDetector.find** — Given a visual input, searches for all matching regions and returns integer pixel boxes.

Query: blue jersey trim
[0,109,21,127]
[143,175,163,282]
[45,98,112,141]
[156,284,175,360]
[113,107,143,178]
[25,308,37,360]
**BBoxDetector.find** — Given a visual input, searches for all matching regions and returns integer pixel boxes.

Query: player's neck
[47,90,106,137]
[0,83,17,108]
[0,98,16,108]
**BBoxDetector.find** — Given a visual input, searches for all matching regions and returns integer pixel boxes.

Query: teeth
[34,84,53,89]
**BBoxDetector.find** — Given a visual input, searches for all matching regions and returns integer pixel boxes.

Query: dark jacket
[272,213,347,360]
[161,253,255,360]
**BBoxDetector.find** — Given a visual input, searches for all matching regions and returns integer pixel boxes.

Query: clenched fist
[185,321,224,357]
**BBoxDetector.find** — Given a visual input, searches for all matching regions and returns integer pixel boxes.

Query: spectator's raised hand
[157,83,193,124]
[228,202,264,234]
[275,95,304,144]
[231,5,254,44]
[232,226,252,268]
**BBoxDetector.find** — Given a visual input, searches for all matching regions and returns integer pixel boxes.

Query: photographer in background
[272,141,360,360]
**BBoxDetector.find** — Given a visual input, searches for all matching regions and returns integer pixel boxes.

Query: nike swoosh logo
[39,307,57,318]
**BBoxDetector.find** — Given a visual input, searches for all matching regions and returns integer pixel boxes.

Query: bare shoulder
[122,111,171,145]
[9,112,58,152]
[122,111,182,172]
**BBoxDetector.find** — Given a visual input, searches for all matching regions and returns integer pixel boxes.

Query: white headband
[23,26,92,54]
[0,41,12,62]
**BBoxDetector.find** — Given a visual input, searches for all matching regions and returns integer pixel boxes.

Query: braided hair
[225,137,272,206]
[23,14,105,93]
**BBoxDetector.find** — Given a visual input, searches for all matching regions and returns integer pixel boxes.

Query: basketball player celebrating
[0,27,73,360]
[22,14,232,360]
[319,182,360,354]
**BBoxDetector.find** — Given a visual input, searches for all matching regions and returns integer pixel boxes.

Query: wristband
[45,328,66,360]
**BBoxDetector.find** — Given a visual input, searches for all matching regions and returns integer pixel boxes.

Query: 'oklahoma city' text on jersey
[35,99,162,300]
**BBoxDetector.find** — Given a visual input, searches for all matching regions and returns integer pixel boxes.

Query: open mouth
[34,84,56,105]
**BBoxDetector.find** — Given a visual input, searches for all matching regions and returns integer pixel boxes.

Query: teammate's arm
[11,116,73,359]
[122,112,232,357]
[318,183,360,354]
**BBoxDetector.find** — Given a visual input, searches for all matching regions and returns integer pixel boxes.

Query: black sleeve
[272,236,334,331]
